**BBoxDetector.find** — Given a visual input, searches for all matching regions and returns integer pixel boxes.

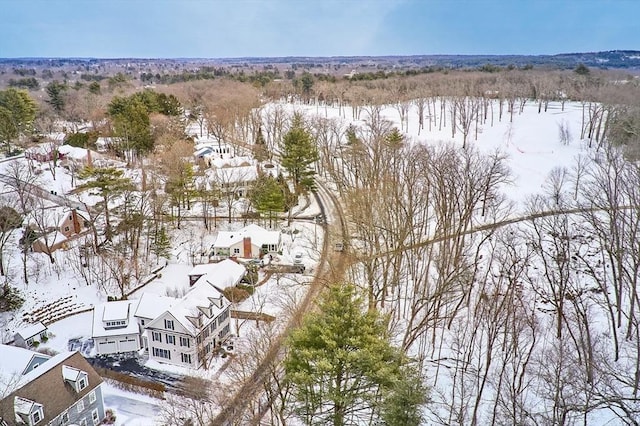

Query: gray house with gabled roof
[0,346,105,426]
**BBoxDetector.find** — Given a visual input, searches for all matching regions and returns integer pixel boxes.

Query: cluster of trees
[0,88,37,155]
[106,89,182,162]
[303,100,640,424]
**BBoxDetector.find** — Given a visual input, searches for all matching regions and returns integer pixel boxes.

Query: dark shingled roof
[0,351,103,425]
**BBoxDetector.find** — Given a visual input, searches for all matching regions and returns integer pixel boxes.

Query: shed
[14,322,48,349]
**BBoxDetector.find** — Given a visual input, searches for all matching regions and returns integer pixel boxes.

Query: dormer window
[62,365,89,393]
[164,319,174,330]
[104,319,127,329]
[14,397,43,426]
[31,408,43,425]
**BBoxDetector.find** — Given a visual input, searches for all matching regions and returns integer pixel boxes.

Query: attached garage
[118,337,139,352]
[98,340,117,354]
[92,301,142,355]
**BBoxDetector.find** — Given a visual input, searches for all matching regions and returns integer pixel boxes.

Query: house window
[152,331,162,342]
[78,376,88,391]
[105,320,126,328]
[64,226,70,232]
[62,411,69,423]
[152,347,171,359]
[92,408,100,425]
[166,334,175,345]
[181,353,192,364]
[219,324,230,339]
[233,248,240,255]
[77,399,85,413]
[79,419,87,426]
[31,409,42,424]
[141,319,145,326]
[179,336,190,348]
[88,390,96,404]
[219,308,229,322]
[164,319,174,330]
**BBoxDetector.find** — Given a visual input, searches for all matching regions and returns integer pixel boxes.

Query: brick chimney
[71,209,81,234]
[243,237,252,258]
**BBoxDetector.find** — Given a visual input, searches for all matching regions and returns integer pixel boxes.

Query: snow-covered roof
[14,322,46,340]
[0,345,51,389]
[14,396,36,415]
[35,231,68,248]
[15,351,76,389]
[213,224,280,249]
[24,143,58,156]
[164,279,229,335]
[91,301,139,338]
[190,259,246,289]
[208,165,258,185]
[27,207,88,230]
[134,292,176,321]
[209,156,254,169]
[61,365,82,382]
[102,300,130,321]
[58,145,102,161]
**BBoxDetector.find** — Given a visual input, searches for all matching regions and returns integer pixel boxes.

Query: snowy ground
[0,99,596,424]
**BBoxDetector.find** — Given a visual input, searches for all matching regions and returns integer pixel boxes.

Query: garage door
[98,340,117,354]
[118,338,139,353]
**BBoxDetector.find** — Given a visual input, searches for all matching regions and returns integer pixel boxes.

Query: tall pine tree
[280,114,318,195]
[284,283,428,425]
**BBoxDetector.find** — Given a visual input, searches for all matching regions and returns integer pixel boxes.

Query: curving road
[211,179,350,426]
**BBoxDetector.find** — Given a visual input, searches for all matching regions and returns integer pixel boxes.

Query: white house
[57,144,102,167]
[91,300,141,355]
[211,224,281,260]
[134,293,176,351]
[206,163,258,197]
[188,259,246,287]
[90,263,244,365]
[144,278,232,368]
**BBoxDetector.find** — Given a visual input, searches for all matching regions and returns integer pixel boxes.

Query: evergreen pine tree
[153,226,171,260]
[285,283,427,425]
[280,114,318,195]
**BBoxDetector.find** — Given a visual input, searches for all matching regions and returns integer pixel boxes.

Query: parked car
[293,252,303,264]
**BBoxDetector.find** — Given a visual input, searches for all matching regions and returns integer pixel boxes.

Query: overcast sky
[0,0,638,58]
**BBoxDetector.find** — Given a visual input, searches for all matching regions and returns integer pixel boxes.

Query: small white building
[212,224,281,259]
[91,301,140,355]
[13,322,48,349]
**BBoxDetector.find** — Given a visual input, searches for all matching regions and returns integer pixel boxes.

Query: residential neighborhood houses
[0,76,319,425]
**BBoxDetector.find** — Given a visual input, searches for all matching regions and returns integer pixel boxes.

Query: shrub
[237,284,256,295]
[223,286,250,303]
